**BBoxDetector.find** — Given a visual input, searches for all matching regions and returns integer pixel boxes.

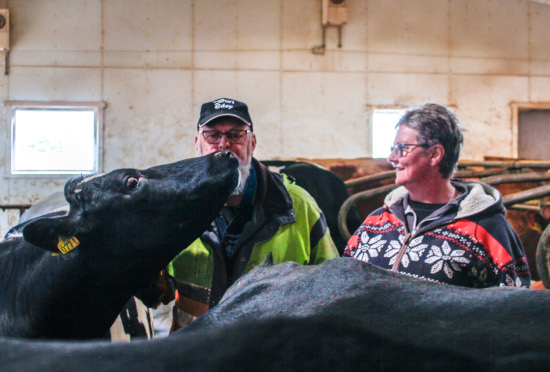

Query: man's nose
[218,134,231,148]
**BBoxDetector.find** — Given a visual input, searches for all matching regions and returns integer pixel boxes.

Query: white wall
[1,0,550,233]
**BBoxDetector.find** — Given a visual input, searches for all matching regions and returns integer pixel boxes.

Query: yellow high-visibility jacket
[166,158,339,325]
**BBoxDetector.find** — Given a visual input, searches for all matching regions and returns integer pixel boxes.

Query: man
[164,98,338,330]
[344,103,531,288]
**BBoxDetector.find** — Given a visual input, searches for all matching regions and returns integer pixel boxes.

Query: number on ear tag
[57,236,80,255]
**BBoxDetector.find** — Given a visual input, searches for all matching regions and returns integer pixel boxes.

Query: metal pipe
[338,168,550,242]
[344,171,395,188]
[458,160,550,169]
[338,178,550,241]
[480,172,550,186]
[508,204,542,212]
[502,185,550,207]
[455,169,508,179]
[338,184,398,240]
[344,168,509,190]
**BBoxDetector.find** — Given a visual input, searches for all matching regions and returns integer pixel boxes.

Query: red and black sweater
[344,180,531,288]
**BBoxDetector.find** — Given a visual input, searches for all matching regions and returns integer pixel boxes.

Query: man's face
[196,118,256,198]
[195,118,256,166]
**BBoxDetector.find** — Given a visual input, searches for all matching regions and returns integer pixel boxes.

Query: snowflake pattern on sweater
[344,210,530,288]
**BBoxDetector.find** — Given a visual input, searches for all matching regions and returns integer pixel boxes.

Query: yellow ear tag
[56,236,80,255]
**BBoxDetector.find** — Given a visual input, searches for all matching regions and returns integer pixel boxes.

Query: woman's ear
[430,144,445,167]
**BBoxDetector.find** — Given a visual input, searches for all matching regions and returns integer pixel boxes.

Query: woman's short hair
[396,103,464,178]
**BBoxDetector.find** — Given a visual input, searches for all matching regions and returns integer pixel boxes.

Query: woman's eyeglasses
[389,143,430,158]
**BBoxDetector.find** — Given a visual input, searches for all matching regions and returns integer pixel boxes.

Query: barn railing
[344,160,550,191]
[339,161,550,238]
[458,160,550,169]
[0,204,32,237]
[339,171,550,240]
[0,204,32,217]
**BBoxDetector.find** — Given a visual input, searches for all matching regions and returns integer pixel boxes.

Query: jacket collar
[385,179,504,221]
[252,158,294,216]
[453,179,504,219]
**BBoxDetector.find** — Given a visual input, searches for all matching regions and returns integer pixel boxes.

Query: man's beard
[232,158,252,197]
[231,139,253,197]
[198,139,253,198]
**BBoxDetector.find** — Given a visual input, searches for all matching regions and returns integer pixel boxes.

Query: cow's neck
[22,236,172,339]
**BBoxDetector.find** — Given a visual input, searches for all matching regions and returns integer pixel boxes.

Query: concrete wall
[1,0,550,233]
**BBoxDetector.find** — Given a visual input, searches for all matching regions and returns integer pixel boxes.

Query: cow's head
[22,152,239,260]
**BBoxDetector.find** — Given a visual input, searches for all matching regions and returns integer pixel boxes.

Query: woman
[344,103,531,288]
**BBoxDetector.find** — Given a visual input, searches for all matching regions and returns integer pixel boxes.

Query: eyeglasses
[389,143,430,158]
[199,129,252,144]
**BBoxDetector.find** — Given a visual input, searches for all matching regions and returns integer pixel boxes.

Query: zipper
[391,232,412,272]
[391,213,451,272]
[392,208,442,271]
[389,194,461,272]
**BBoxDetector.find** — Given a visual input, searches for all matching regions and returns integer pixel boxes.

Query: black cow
[0,152,238,339]
[263,161,363,254]
[1,259,549,371]
[7,192,155,341]
[184,257,550,362]
[0,316,493,372]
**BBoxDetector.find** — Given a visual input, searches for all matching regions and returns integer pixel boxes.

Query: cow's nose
[214,151,234,158]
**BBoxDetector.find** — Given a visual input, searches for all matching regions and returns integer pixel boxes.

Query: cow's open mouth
[214,150,235,158]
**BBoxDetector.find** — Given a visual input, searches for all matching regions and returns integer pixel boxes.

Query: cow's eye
[126,177,140,190]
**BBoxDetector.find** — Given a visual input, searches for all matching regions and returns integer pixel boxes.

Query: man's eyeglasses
[199,129,252,145]
[389,143,430,158]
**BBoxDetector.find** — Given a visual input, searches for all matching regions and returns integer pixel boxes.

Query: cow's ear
[23,216,78,254]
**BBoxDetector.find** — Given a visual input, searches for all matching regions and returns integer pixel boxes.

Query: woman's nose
[387,148,398,163]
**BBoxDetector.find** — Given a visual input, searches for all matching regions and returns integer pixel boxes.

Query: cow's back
[184,257,550,359]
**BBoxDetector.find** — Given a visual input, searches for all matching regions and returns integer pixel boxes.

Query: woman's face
[387,125,433,189]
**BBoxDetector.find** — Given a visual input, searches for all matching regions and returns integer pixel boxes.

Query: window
[371,109,405,158]
[511,102,550,160]
[6,102,105,176]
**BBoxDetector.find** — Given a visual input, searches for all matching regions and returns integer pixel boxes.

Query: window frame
[5,101,105,178]
[511,102,550,158]
[368,105,407,159]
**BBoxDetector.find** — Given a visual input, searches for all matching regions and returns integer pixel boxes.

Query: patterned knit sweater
[343,180,531,288]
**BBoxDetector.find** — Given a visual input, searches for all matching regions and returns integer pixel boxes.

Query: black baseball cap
[197,98,253,131]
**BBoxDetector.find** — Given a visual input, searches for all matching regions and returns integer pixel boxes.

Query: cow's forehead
[79,173,104,185]
[74,173,105,193]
